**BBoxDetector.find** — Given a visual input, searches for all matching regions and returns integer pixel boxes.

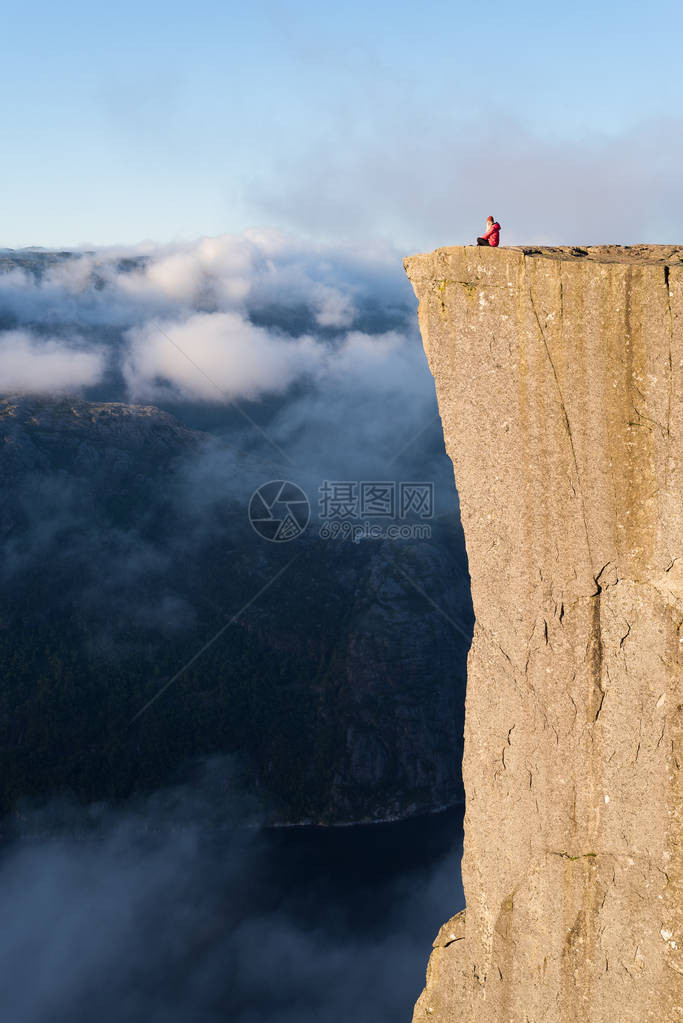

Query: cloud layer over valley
[0,232,448,487]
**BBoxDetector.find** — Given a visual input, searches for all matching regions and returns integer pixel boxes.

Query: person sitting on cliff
[476,216,501,247]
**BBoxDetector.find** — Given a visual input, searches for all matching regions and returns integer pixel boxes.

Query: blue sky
[2,0,682,249]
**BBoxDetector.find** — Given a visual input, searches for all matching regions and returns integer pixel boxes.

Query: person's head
[487,216,494,225]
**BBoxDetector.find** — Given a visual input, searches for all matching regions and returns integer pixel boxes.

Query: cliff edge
[404,245,682,1022]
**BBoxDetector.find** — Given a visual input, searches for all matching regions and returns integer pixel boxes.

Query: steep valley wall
[404,245,682,1022]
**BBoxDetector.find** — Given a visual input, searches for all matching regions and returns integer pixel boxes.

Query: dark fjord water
[1,804,464,1023]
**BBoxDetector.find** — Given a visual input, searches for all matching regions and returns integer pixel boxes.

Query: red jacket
[483,222,501,246]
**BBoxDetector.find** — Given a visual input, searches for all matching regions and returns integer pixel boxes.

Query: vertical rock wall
[404,246,682,1022]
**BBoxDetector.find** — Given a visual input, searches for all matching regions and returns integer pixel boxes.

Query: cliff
[404,246,682,1022]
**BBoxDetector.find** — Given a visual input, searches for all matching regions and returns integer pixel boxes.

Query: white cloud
[317,330,409,387]
[0,331,105,393]
[122,311,320,403]
[117,235,259,308]
[311,284,356,328]
[0,232,419,406]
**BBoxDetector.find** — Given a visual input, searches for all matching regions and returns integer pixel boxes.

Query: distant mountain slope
[0,395,471,824]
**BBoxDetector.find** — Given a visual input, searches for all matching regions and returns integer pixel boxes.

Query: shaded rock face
[404,247,682,1022]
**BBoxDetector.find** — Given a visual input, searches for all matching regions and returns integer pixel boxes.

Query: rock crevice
[404,245,682,1022]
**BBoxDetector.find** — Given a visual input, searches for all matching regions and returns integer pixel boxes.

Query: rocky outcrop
[404,246,682,1022]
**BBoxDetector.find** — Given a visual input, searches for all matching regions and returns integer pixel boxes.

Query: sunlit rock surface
[405,245,682,1022]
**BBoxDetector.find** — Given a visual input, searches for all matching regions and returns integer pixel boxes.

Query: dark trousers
[476,237,491,246]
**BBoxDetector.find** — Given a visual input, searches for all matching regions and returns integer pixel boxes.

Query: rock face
[404,246,682,1022]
